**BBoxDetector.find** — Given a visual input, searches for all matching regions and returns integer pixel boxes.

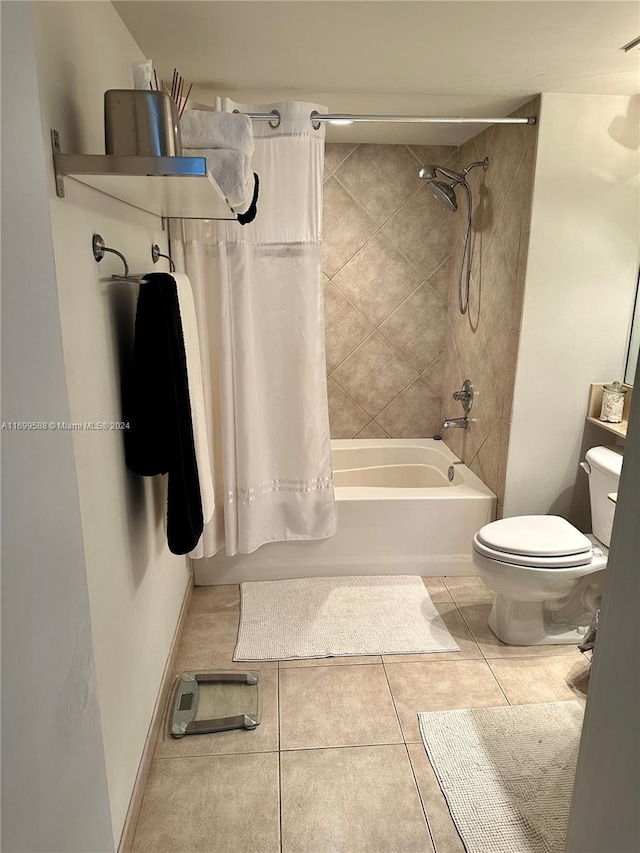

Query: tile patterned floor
[131,576,590,853]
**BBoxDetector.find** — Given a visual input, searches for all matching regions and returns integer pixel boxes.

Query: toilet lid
[473,534,597,568]
[476,515,592,558]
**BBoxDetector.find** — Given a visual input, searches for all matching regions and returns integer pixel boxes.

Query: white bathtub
[193,439,496,585]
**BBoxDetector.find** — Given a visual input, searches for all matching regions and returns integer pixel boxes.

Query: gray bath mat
[234,575,459,661]
[418,701,584,853]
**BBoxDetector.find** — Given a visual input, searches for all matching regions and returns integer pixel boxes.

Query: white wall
[505,93,640,526]
[31,1,191,843]
[1,4,113,850]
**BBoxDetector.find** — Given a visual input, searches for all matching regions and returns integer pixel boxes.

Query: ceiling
[114,1,640,144]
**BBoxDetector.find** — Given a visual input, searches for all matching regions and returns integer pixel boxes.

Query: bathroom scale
[169,671,262,737]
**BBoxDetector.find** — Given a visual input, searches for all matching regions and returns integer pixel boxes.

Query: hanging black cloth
[124,273,203,555]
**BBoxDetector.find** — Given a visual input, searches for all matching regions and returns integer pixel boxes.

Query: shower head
[419,163,464,211]
[418,165,437,180]
[427,180,458,211]
[418,157,489,211]
[419,164,465,182]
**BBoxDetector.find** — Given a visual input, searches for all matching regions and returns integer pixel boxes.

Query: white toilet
[472,446,623,645]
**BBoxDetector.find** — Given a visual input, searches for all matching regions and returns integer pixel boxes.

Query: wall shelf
[586,383,633,439]
[51,129,236,220]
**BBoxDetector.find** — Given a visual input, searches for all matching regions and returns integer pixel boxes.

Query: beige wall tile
[324,142,357,178]
[279,663,402,750]
[376,378,443,437]
[322,177,377,277]
[422,352,446,394]
[496,148,532,272]
[335,143,424,225]
[323,282,374,372]
[331,331,417,417]
[497,419,511,502]
[476,420,503,500]
[280,745,434,853]
[449,312,502,461]
[332,230,423,326]
[426,257,452,301]
[383,186,455,280]
[132,753,280,852]
[409,145,458,168]
[322,144,462,438]
[355,419,390,438]
[502,332,520,420]
[478,232,516,395]
[485,120,528,216]
[327,377,371,438]
[380,282,447,372]
[443,117,537,498]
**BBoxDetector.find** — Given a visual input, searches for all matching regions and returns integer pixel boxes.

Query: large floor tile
[458,603,585,659]
[155,669,279,758]
[174,611,277,672]
[279,653,382,668]
[280,745,434,853]
[421,576,452,603]
[382,594,482,664]
[406,742,466,853]
[279,664,402,750]
[384,659,507,742]
[132,752,280,853]
[190,584,240,614]
[488,655,591,705]
[443,575,495,605]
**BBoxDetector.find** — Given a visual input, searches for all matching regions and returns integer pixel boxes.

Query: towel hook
[92,234,147,285]
[152,243,176,272]
[93,233,131,276]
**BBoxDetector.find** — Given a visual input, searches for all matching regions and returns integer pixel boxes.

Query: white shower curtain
[172,100,336,556]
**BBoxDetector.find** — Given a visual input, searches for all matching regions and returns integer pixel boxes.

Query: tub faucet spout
[442,416,468,430]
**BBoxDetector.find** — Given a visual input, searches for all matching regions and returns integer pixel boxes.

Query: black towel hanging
[124,273,203,554]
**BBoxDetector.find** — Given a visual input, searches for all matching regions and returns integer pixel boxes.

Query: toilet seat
[474,515,596,569]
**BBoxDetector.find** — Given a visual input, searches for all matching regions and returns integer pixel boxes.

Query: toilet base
[488,596,588,646]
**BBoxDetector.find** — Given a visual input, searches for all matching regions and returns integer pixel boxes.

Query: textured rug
[418,701,584,853]
[233,575,459,661]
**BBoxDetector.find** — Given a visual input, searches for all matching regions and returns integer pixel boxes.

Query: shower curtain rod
[241,112,537,125]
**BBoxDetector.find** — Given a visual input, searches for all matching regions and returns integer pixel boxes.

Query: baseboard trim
[117,577,193,852]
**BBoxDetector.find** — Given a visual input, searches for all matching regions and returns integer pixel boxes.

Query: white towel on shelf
[180,110,254,156]
[185,147,253,211]
[172,273,215,524]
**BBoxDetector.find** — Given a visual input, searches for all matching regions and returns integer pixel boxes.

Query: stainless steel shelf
[51,129,236,220]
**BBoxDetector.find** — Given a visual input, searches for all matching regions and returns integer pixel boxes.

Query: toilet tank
[584,446,624,547]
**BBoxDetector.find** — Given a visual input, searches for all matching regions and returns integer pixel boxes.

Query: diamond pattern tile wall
[439,97,540,507]
[323,142,457,438]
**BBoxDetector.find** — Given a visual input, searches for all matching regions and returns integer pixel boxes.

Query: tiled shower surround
[322,97,539,512]
[322,143,458,438]
[439,98,540,514]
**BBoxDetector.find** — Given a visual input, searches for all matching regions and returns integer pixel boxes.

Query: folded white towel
[185,147,253,211]
[180,110,254,156]
[172,273,215,524]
